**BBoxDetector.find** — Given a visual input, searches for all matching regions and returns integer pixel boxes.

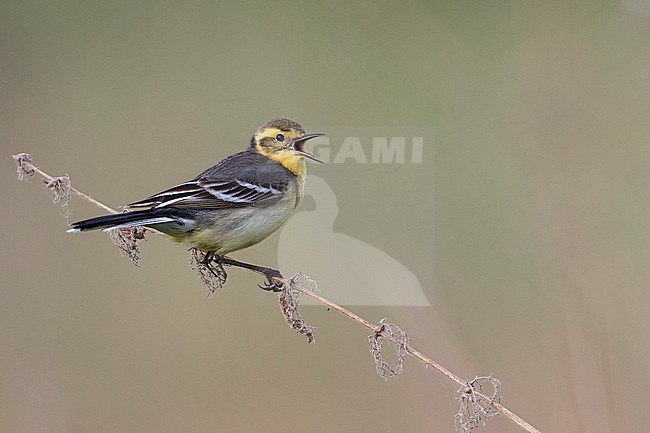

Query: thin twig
[282,279,540,433]
[13,153,117,214]
[13,153,541,433]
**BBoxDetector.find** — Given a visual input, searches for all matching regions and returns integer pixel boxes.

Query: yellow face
[252,118,324,178]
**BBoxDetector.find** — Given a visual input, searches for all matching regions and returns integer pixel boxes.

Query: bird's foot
[188,249,229,295]
[207,252,228,284]
[258,269,285,292]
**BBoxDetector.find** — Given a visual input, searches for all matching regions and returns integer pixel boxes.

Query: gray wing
[127,179,287,210]
[127,151,291,210]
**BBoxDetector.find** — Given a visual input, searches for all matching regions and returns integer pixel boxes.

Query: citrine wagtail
[68,118,324,289]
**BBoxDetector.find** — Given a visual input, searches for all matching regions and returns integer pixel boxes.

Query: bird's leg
[201,251,228,285]
[218,256,285,292]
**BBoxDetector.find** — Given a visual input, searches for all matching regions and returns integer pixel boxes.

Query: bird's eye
[275,133,285,142]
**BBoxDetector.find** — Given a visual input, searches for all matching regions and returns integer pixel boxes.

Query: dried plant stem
[276,279,540,433]
[13,153,117,215]
[14,153,540,433]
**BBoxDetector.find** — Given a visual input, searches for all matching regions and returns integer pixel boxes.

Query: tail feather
[67,208,193,233]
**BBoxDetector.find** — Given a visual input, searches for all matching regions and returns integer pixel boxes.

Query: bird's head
[251,118,324,175]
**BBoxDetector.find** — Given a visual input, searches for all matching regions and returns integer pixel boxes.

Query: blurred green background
[2,1,648,432]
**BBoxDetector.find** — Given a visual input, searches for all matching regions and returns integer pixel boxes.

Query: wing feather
[127,179,286,210]
[126,150,291,210]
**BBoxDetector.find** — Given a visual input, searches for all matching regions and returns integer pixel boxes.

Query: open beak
[293,133,325,163]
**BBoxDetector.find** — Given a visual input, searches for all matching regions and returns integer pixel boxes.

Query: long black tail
[68,208,192,232]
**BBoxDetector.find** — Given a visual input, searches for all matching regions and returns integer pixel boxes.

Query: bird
[68,118,324,290]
